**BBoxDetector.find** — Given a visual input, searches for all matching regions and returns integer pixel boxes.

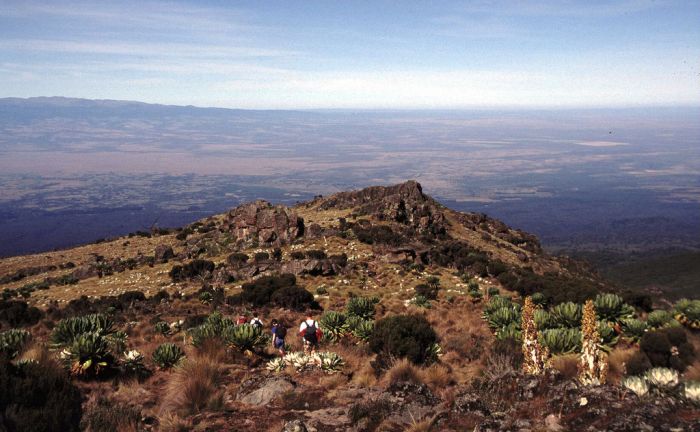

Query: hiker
[271,319,287,356]
[236,313,247,325]
[299,314,321,355]
[250,313,263,329]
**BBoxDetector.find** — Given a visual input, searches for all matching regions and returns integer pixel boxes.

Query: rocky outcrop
[317,181,446,234]
[224,201,304,247]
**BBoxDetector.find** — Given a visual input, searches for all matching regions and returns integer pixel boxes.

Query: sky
[0,0,699,109]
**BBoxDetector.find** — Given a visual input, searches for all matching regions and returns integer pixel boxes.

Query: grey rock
[239,377,294,406]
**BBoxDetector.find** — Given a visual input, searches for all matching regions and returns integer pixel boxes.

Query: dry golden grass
[381,358,422,387]
[607,347,637,384]
[550,354,579,380]
[419,363,453,392]
[159,351,226,416]
[405,418,434,432]
[158,413,194,432]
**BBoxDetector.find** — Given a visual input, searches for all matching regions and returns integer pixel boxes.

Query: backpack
[251,318,263,329]
[275,325,287,339]
[303,320,317,343]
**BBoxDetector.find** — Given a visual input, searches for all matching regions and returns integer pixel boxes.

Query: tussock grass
[159,350,226,416]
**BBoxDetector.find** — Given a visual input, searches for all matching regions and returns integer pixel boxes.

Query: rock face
[317,181,445,234]
[224,201,304,247]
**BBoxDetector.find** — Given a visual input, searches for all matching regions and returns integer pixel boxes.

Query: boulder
[238,377,295,406]
[154,244,174,263]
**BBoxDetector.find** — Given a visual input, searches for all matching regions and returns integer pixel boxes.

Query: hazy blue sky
[1,0,699,108]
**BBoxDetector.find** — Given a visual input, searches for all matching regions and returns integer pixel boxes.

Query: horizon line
[2,95,700,112]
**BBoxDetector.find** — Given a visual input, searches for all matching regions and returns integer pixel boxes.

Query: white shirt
[299,319,317,333]
[250,317,263,326]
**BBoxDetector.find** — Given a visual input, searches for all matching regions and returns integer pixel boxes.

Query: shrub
[370,314,438,366]
[270,285,319,311]
[305,250,327,259]
[80,397,141,432]
[227,252,249,265]
[0,356,83,432]
[415,283,438,300]
[483,295,515,315]
[0,300,42,328]
[188,312,236,348]
[153,343,185,369]
[625,351,652,375]
[594,293,635,324]
[64,332,114,377]
[639,328,694,371]
[497,268,599,304]
[235,274,297,306]
[169,260,215,282]
[51,313,115,346]
[345,296,378,320]
[224,324,268,353]
[0,329,31,359]
[290,251,306,260]
[646,310,674,329]
[597,321,619,348]
[411,295,432,309]
[539,328,581,354]
[254,252,270,261]
[155,321,171,336]
[486,306,521,331]
[534,309,555,330]
[353,224,406,246]
[351,319,374,342]
[550,302,583,328]
[621,318,647,343]
[531,292,547,307]
[319,311,349,342]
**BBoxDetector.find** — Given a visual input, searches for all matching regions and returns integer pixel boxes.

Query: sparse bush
[153,343,185,369]
[0,356,83,431]
[370,314,438,366]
